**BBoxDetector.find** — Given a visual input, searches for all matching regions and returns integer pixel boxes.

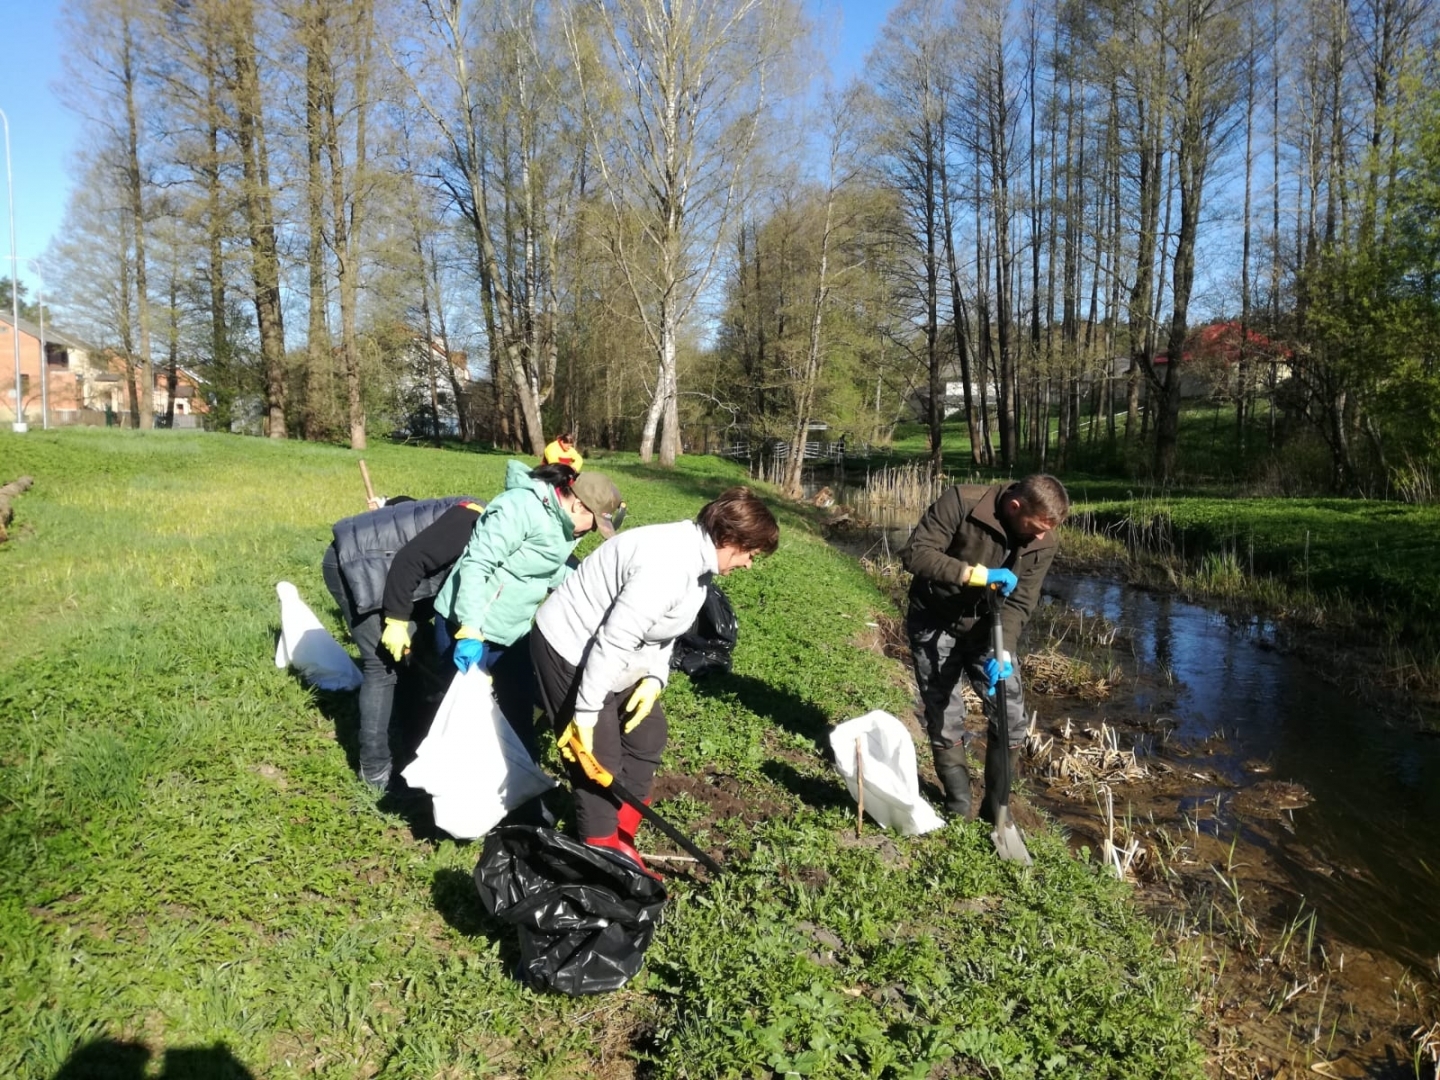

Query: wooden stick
[642,853,699,863]
[855,736,865,838]
[358,460,378,509]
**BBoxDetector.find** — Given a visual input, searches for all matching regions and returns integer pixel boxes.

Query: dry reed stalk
[1027,718,1150,791]
[1100,784,1144,880]
[852,463,950,521]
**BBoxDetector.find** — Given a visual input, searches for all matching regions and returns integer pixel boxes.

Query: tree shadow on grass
[759,760,852,812]
[51,1039,254,1079]
[687,671,863,812]
[278,621,454,844]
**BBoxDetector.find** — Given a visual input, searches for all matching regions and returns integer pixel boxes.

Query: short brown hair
[1009,474,1070,525]
[696,486,779,555]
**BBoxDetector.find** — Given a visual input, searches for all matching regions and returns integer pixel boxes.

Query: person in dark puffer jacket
[322,495,482,790]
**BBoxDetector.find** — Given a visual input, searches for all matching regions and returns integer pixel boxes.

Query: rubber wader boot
[933,744,973,819]
[617,799,649,847]
[980,744,1024,825]
[586,832,660,881]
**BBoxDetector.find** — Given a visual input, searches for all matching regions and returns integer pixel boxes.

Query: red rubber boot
[585,831,659,880]
[617,800,646,846]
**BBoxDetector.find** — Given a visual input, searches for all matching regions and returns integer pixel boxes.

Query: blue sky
[0,2,79,298]
[0,0,895,298]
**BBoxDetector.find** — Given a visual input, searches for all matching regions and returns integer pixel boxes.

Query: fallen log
[0,476,34,543]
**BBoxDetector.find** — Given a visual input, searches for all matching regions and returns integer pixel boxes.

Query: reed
[850,462,955,522]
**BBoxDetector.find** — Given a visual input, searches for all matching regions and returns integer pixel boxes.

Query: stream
[1042,574,1440,974]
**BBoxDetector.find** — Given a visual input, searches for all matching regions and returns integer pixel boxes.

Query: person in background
[530,486,779,875]
[542,432,584,472]
[900,474,1070,824]
[432,462,625,757]
[323,495,483,790]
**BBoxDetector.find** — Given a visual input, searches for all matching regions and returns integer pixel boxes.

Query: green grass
[0,429,1202,1078]
[1070,492,1440,638]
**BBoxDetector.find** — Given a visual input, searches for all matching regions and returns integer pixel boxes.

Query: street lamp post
[0,107,23,433]
[37,272,48,430]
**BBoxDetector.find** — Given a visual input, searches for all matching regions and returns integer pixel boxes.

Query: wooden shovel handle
[359,460,378,508]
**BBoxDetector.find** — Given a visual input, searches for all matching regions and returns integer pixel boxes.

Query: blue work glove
[452,627,487,673]
[965,564,1018,596]
[983,652,1014,697]
[987,568,1018,596]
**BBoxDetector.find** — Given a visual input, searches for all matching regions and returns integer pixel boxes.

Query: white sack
[829,710,945,836]
[274,580,363,691]
[403,668,558,839]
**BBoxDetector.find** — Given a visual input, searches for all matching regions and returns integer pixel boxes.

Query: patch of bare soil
[647,767,789,872]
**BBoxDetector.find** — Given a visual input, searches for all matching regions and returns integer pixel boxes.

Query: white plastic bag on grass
[829,710,945,836]
[403,668,558,839]
[274,581,363,691]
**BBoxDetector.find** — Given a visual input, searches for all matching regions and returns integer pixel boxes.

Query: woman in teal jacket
[432,460,625,754]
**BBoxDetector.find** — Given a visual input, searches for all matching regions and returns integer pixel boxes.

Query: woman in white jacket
[531,487,779,873]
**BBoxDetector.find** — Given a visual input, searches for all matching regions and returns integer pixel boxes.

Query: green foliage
[0,429,1202,1077]
[704,184,925,447]
[0,277,47,324]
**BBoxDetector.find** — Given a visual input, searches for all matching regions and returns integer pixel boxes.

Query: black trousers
[530,628,668,839]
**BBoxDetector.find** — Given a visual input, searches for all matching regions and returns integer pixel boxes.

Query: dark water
[1044,574,1440,972]
[814,474,1440,972]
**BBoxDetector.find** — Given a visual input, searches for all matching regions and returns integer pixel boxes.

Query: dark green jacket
[900,483,1058,653]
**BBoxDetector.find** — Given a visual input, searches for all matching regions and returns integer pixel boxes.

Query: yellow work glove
[380,617,412,662]
[623,677,662,734]
[557,714,597,760]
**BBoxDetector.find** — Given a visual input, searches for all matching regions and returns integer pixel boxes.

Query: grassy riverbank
[0,429,1202,1078]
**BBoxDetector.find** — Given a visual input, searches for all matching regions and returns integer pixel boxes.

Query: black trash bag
[670,582,738,678]
[474,825,668,995]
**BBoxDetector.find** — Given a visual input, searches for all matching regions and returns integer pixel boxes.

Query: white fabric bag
[829,710,945,836]
[274,581,363,691]
[403,668,558,839]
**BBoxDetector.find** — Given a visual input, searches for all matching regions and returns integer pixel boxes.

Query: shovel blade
[990,806,1033,866]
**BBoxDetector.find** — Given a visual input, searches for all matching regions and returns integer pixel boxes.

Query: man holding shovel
[901,475,1069,857]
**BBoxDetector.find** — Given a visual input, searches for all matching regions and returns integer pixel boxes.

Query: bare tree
[394,0,588,456]
[61,0,160,428]
[778,89,862,497]
[566,0,801,465]
[217,0,290,438]
[1153,0,1244,479]
[970,0,1022,468]
[867,0,968,477]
